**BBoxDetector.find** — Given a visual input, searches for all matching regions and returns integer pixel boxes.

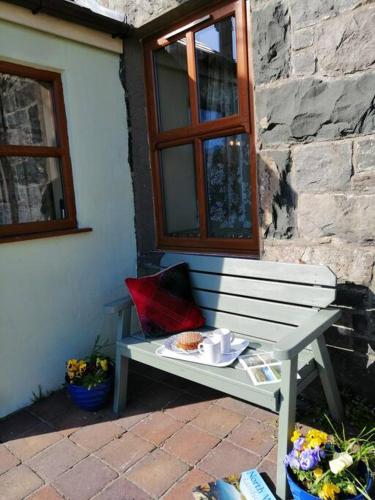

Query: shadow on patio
[0,360,282,499]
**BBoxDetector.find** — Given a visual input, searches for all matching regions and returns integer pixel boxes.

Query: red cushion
[125,263,205,336]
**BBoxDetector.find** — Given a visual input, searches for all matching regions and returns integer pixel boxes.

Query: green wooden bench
[105,253,343,499]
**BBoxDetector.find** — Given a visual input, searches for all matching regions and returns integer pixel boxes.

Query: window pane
[203,133,251,239]
[154,39,191,131]
[0,73,57,146]
[160,144,199,237]
[0,157,65,225]
[195,16,238,122]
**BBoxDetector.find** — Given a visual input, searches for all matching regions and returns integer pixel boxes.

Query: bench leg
[311,335,343,423]
[276,357,298,500]
[113,353,129,415]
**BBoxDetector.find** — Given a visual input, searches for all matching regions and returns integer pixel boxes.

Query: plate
[163,334,203,355]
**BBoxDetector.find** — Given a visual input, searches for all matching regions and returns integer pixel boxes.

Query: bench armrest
[273,308,341,361]
[104,296,132,314]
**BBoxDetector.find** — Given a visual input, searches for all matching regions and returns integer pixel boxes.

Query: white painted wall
[0,19,136,417]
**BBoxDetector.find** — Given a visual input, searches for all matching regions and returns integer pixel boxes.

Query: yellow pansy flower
[306,429,327,443]
[318,431,328,443]
[291,430,301,443]
[100,359,108,371]
[309,437,323,448]
[306,429,318,439]
[78,361,87,374]
[67,359,78,371]
[319,483,340,500]
[313,468,323,479]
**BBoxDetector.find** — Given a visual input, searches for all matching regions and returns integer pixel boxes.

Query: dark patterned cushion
[125,263,205,337]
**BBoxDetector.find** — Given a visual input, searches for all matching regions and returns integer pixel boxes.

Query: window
[144,0,258,254]
[0,61,78,241]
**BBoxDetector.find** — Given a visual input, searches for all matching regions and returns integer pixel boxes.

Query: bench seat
[117,331,317,412]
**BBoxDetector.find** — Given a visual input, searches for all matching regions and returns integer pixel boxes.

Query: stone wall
[253,0,375,399]
[118,0,375,400]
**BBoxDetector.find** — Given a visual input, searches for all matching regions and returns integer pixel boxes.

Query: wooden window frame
[144,0,259,255]
[0,60,79,240]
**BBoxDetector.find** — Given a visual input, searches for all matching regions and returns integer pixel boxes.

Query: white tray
[155,335,249,367]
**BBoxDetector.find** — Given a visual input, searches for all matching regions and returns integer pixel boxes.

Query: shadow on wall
[257,153,375,403]
[257,151,297,240]
[327,284,375,403]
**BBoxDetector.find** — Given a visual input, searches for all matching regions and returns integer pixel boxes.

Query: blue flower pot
[67,377,113,411]
[286,462,373,500]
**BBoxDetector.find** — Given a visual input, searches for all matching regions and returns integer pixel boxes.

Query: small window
[144,0,259,254]
[0,61,77,240]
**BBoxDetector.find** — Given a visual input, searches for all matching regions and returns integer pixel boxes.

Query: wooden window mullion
[186,31,199,127]
[194,138,207,240]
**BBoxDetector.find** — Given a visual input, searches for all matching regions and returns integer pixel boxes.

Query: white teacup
[211,328,235,354]
[198,337,221,364]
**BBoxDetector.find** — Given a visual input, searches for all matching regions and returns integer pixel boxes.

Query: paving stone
[70,420,123,452]
[257,458,277,486]
[229,418,276,457]
[0,411,41,443]
[198,441,261,478]
[53,456,117,500]
[29,391,74,422]
[126,449,188,498]
[111,402,151,431]
[50,410,101,438]
[127,373,157,399]
[134,382,180,410]
[96,431,154,472]
[163,424,220,466]
[95,476,151,500]
[214,397,257,417]
[165,395,212,423]
[6,423,63,460]
[0,443,19,475]
[161,373,198,392]
[27,438,88,481]
[266,444,278,464]
[251,407,279,427]
[131,411,184,445]
[184,382,222,401]
[0,465,43,500]
[28,485,64,500]
[191,405,244,438]
[163,468,215,500]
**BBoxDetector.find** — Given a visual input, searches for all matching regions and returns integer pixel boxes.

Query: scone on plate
[176,331,203,351]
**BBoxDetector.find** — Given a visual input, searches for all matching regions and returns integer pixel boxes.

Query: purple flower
[285,449,300,470]
[293,437,305,451]
[299,449,320,471]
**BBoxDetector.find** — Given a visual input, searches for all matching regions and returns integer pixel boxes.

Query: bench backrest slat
[194,290,315,326]
[189,272,335,309]
[160,253,337,343]
[162,253,336,287]
[202,309,295,343]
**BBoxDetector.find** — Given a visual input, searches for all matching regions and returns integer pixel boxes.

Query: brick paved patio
[0,362,281,500]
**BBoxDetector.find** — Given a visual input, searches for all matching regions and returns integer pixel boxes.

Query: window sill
[0,227,93,245]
